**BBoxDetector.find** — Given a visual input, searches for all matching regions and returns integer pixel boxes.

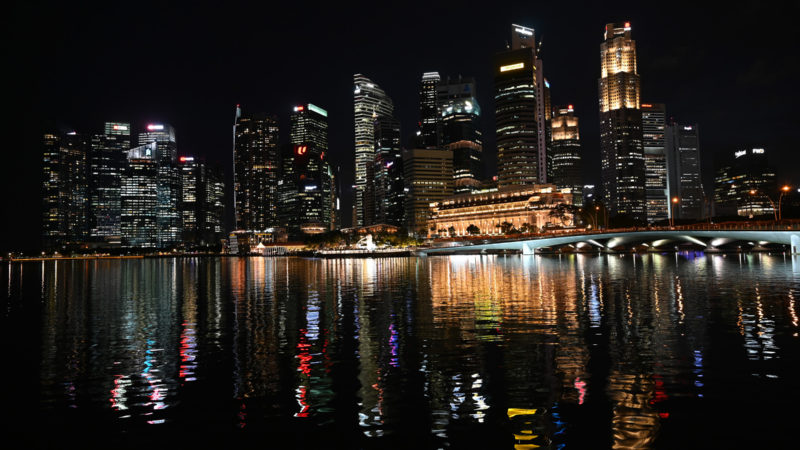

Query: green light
[308,103,328,117]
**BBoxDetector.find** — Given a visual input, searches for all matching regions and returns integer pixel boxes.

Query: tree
[499,221,514,234]
[466,224,480,235]
[447,226,456,237]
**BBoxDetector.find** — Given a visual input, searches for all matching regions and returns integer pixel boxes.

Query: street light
[749,186,790,222]
[670,197,679,227]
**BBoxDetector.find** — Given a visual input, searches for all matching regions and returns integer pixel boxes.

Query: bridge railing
[432,220,800,243]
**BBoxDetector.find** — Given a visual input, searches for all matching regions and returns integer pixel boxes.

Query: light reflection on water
[3,253,800,447]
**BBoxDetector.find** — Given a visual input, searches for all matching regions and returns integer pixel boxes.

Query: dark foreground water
[3,254,800,448]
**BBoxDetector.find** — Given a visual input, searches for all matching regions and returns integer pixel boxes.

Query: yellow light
[782,185,790,191]
[507,408,537,418]
[500,62,525,72]
[672,197,679,203]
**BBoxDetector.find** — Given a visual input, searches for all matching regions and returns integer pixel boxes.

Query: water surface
[3,254,799,448]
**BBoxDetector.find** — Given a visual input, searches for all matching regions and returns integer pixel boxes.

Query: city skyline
[4,2,798,252]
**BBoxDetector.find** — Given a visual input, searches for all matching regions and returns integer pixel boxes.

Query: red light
[295,145,307,156]
[295,105,304,111]
[625,22,630,28]
[568,104,573,110]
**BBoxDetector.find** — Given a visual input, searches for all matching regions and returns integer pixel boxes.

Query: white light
[500,62,524,72]
[752,148,764,154]
[734,150,747,158]
[147,124,164,131]
[308,103,328,117]
[514,27,533,36]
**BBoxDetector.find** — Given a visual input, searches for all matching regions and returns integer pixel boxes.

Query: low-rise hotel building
[428,184,574,237]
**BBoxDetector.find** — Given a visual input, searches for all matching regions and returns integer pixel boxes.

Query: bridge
[420,222,800,255]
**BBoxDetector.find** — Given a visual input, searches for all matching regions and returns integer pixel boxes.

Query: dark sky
[3,1,798,253]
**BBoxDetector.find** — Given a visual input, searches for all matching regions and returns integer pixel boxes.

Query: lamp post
[594,205,600,230]
[778,185,791,221]
[670,197,679,228]
[749,187,790,222]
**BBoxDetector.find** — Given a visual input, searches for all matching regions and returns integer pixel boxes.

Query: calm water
[3,254,800,448]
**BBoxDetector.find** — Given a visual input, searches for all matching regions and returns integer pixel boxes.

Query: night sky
[4,1,798,253]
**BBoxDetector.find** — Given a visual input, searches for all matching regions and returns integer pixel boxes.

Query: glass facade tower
[550,106,583,206]
[641,104,668,222]
[354,74,394,226]
[89,122,130,245]
[495,24,539,188]
[233,107,280,231]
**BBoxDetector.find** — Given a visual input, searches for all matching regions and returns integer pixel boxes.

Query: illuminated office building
[41,132,89,250]
[233,106,280,230]
[438,76,483,193]
[373,116,405,226]
[713,148,776,217]
[283,103,333,235]
[121,142,159,248]
[495,24,539,187]
[550,105,583,206]
[88,122,130,245]
[419,71,440,147]
[354,74,394,226]
[641,103,668,222]
[665,122,704,220]
[599,22,646,221]
[179,156,225,247]
[535,68,551,182]
[403,148,453,235]
[137,123,181,247]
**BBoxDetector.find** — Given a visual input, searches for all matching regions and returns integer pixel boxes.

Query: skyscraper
[284,103,334,235]
[138,123,181,247]
[233,106,280,231]
[42,132,89,250]
[354,74,394,226]
[535,52,551,183]
[495,24,539,188]
[419,72,441,147]
[373,116,405,226]
[550,105,583,206]
[641,103,668,222]
[666,123,704,220]
[599,22,646,222]
[713,148,776,217]
[121,142,159,248]
[88,122,130,246]
[179,156,225,247]
[438,76,483,193]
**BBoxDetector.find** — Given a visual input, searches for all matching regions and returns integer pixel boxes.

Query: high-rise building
[599,22,646,221]
[121,142,159,248]
[495,24,539,188]
[233,106,280,231]
[641,103,668,223]
[550,105,583,206]
[373,116,405,226]
[713,147,776,218]
[179,156,225,247]
[88,122,130,246]
[283,103,334,235]
[420,72,440,147]
[354,74,395,226]
[137,123,181,247]
[535,56,551,183]
[665,122,704,220]
[438,76,483,193]
[41,132,89,250]
[403,148,453,235]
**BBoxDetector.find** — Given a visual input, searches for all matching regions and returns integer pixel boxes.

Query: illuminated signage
[513,26,533,36]
[293,105,304,112]
[295,145,307,156]
[568,104,574,111]
[147,124,164,131]
[753,148,764,154]
[308,103,328,117]
[624,22,631,30]
[683,126,693,131]
[500,62,524,72]
[179,156,194,162]
[641,103,652,108]
[67,131,77,135]
[304,185,317,191]
[734,150,747,158]
[112,124,128,131]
